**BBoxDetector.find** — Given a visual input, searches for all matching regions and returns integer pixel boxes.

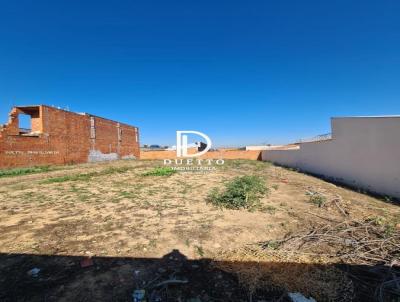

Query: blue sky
[1,0,399,147]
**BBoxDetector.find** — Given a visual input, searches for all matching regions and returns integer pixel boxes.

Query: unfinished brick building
[0,105,140,169]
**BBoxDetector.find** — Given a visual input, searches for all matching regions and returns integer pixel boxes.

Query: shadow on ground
[0,249,398,302]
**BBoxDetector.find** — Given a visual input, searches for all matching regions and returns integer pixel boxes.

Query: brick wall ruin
[0,105,140,168]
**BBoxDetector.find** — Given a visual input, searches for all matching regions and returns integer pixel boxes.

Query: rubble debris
[80,257,94,268]
[288,292,317,302]
[27,267,41,278]
[132,289,146,302]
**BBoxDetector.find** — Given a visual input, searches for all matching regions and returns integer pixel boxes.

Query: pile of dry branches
[256,218,400,301]
[264,219,400,265]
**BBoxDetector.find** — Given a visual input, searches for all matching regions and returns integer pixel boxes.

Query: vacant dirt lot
[0,159,399,301]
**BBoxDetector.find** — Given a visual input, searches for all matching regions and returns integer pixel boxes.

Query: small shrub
[263,240,281,250]
[142,167,176,177]
[366,216,399,238]
[384,196,393,203]
[366,215,386,226]
[384,223,396,238]
[207,175,268,210]
[306,191,327,207]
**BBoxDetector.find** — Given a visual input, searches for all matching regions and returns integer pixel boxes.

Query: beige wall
[262,117,400,198]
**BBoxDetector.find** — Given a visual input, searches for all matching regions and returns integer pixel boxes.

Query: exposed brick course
[0,105,140,168]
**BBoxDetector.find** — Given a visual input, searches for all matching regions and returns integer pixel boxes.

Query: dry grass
[213,246,354,302]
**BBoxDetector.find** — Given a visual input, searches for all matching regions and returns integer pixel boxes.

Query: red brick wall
[0,105,140,168]
[89,116,140,159]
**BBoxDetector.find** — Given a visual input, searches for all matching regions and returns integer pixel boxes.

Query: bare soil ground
[0,159,399,301]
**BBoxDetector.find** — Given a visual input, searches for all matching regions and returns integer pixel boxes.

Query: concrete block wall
[262,117,400,199]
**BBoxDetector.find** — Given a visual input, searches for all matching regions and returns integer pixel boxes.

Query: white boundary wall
[262,117,400,198]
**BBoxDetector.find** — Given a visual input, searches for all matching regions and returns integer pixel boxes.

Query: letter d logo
[176,131,212,158]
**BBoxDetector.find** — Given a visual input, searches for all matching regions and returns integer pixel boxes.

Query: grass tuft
[0,166,51,178]
[42,173,94,183]
[41,166,130,183]
[142,167,176,177]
